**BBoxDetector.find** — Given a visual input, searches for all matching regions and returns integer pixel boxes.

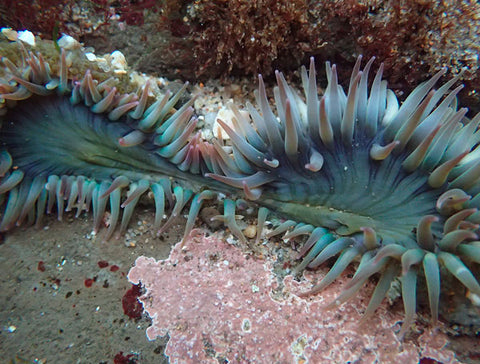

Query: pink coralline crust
[127,234,459,364]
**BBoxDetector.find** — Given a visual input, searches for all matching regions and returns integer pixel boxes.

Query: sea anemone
[1,39,479,336]
[207,57,480,336]
[0,42,226,243]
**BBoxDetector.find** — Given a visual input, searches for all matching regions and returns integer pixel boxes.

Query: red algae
[98,260,109,268]
[113,351,138,364]
[128,234,460,363]
[84,278,94,288]
[122,284,143,320]
[37,261,45,272]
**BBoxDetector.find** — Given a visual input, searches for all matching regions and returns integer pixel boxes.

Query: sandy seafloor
[0,208,174,363]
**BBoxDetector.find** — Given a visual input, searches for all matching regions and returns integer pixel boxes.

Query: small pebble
[200,207,223,230]
[243,225,256,239]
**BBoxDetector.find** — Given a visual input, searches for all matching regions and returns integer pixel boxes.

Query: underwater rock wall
[2,1,480,111]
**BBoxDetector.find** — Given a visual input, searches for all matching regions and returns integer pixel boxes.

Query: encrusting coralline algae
[128,233,460,363]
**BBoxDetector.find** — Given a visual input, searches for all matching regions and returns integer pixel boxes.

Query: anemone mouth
[3,95,131,178]
[261,131,446,243]
[1,95,184,181]
[1,94,444,243]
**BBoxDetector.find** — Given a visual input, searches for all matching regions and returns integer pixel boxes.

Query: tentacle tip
[295,292,309,299]
[357,315,371,328]
[304,164,318,172]
[263,158,279,168]
[295,288,314,299]
[324,299,341,311]
[179,238,187,248]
